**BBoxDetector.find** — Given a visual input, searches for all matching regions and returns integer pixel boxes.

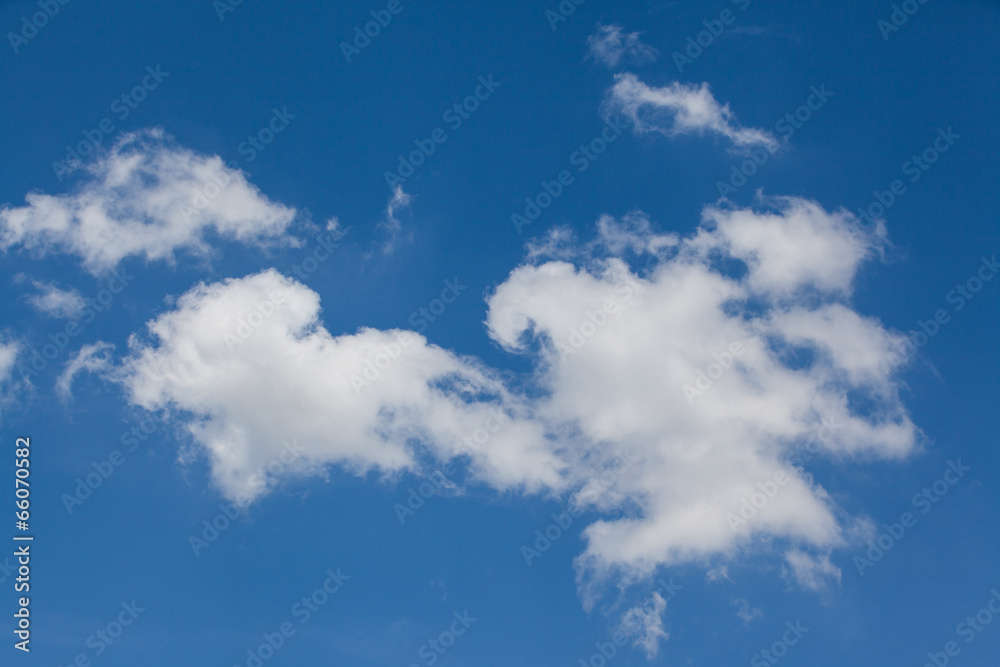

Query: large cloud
[0,129,297,273]
[604,74,779,152]
[104,197,916,642]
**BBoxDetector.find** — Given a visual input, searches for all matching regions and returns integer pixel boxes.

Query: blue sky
[0,0,998,665]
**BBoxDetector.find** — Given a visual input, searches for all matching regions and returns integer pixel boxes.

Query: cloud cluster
[604,74,779,152]
[587,24,658,68]
[104,198,915,606]
[0,129,297,274]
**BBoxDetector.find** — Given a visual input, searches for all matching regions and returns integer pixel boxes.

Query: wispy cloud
[587,24,658,68]
[604,73,778,152]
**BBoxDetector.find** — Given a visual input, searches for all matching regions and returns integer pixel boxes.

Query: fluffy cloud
[111,270,559,501]
[20,278,86,318]
[604,74,778,152]
[0,129,297,273]
[105,197,916,647]
[587,24,658,68]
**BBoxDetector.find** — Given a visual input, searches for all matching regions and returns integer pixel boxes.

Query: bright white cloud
[587,24,658,68]
[604,74,778,152]
[104,196,916,642]
[112,269,560,502]
[22,279,86,318]
[0,129,298,273]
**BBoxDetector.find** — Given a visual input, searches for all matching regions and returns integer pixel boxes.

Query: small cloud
[706,565,730,583]
[604,73,779,153]
[56,342,114,400]
[587,24,658,69]
[783,549,841,592]
[619,591,669,658]
[377,185,413,255]
[20,278,86,319]
[731,597,762,624]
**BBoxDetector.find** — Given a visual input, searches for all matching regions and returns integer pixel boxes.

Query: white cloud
[783,549,842,591]
[604,74,779,152]
[21,279,86,318]
[620,591,669,658]
[377,185,412,255]
[732,597,762,624]
[0,129,298,274]
[112,269,560,502]
[105,197,916,619]
[57,342,115,400]
[587,24,658,68]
